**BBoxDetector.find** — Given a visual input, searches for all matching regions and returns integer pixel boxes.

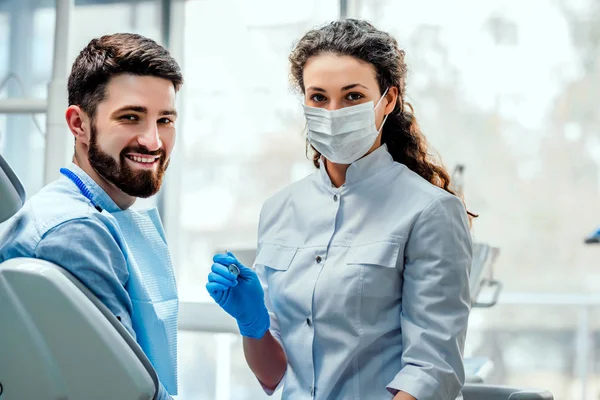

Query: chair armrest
[463,384,553,400]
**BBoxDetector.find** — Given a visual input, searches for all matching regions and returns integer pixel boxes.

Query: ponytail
[382,101,478,220]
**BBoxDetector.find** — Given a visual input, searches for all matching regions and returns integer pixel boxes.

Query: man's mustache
[121,146,165,158]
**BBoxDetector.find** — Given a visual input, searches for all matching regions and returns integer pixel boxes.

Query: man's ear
[65,105,90,145]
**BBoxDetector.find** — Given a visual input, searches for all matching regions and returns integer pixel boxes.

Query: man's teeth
[129,155,157,164]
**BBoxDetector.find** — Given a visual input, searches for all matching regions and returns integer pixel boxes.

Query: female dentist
[207,19,473,400]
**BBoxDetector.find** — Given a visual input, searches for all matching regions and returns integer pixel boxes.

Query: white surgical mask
[303,88,390,164]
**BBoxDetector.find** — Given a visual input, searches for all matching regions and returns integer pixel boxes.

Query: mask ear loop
[375,87,391,133]
[374,87,390,110]
[378,113,390,134]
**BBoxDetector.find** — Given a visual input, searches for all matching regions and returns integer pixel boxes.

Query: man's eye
[158,118,173,124]
[121,115,138,121]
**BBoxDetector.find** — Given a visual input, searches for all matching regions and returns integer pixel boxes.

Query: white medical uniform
[254,144,472,400]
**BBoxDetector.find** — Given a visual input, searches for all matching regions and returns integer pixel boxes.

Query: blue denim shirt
[0,164,173,400]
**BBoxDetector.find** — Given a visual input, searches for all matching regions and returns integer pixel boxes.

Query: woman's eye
[158,118,173,124]
[309,93,327,102]
[346,92,364,101]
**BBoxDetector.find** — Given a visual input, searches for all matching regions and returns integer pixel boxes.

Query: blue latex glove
[206,252,270,339]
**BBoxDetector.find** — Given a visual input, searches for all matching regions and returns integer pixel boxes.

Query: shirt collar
[318,144,395,188]
[66,163,122,213]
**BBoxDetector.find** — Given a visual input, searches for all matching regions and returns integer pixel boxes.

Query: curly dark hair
[289,19,476,218]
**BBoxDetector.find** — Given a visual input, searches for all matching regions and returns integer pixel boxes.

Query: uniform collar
[318,144,395,188]
[66,163,122,213]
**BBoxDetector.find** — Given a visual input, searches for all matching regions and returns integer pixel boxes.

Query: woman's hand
[393,392,417,400]
[206,252,270,339]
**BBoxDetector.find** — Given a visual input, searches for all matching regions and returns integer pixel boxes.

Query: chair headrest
[0,153,26,223]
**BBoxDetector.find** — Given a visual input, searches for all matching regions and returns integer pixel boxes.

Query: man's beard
[87,123,169,198]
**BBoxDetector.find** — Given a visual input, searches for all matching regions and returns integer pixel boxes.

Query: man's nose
[137,124,162,152]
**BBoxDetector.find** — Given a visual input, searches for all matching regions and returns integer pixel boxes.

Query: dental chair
[461,243,553,399]
[0,153,158,400]
[0,154,25,224]
[463,243,501,384]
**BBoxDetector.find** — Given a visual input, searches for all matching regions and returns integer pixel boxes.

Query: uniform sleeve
[386,195,472,400]
[33,217,135,338]
[255,255,283,346]
[252,201,288,396]
[253,244,288,396]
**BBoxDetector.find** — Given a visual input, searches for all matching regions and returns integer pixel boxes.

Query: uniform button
[306,317,312,326]
[333,194,338,202]
[310,386,315,396]
[316,256,322,263]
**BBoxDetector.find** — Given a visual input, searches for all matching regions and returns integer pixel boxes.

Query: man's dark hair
[68,33,183,119]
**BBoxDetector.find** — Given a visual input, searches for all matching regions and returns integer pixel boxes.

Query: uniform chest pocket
[253,243,298,314]
[253,243,297,271]
[345,240,403,298]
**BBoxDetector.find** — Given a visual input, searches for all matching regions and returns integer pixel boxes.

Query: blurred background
[1,0,600,398]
